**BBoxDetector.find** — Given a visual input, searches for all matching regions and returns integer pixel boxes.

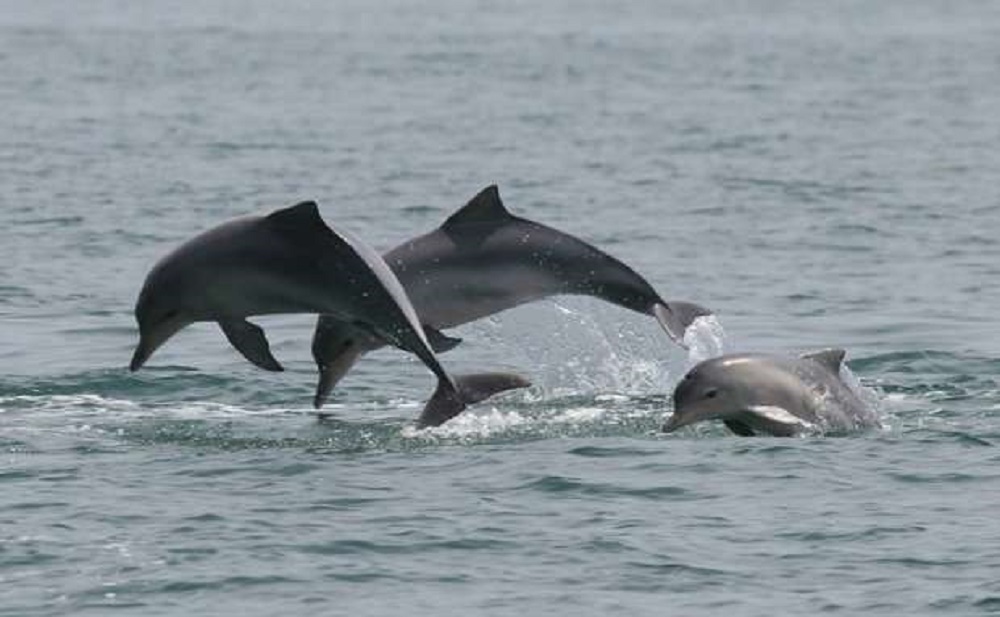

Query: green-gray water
[3,1,1000,615]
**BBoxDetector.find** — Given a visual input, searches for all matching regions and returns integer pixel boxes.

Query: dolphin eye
[163,309,180,321]
[704,388,718,399]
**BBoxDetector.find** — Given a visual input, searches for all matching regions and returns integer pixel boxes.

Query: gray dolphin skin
[130,200,530,427]
[663,349,879,436]
[310,185,713,408]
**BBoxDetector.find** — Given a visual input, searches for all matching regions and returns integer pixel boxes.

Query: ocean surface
[3,1,1000,614]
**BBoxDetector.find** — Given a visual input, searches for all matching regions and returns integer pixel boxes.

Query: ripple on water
[293,537,517,557]
[519,475,698,501]
[149,575,303,594]
[567,444,663,458]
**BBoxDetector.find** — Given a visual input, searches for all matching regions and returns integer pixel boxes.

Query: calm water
[3,1,1000,615]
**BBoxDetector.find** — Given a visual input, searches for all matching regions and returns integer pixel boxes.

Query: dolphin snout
[129,337,152,371]
[661,412,685,433]
[129,318,187,371]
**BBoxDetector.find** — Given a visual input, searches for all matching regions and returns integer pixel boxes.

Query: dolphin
[310,185,713,408]
[130,200,530,427]
[662,349,879,436]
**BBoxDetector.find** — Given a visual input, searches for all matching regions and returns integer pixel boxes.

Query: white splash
[550,406,606,423]
[400,407,529,439]
[0,394,140,415]
[0,393,309,420]
[839,364,883,415]
[684,314,727,366]
[594,393,630,403]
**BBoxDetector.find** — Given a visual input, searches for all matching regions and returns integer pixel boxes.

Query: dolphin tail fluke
[653,301,714,347]
[417,372,531,428]
[418,380,465,428]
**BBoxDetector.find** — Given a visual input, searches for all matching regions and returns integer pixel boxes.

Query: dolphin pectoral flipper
[723,419,756,436]
[219,319,284,372]
[653,301,714,346]
[746,405,813,436]
[416,372,531,428]
[424,326,462,353]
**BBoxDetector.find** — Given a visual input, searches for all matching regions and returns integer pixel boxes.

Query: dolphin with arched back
[311,185,713,408]
[129,200,530,427]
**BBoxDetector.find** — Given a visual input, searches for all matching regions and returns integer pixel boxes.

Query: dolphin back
[798,348,880,431]
[440,186,701,321]
[267,200,435,353]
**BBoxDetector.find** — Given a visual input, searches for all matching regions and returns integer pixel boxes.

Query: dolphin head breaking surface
[130,200,530,426]
[664,349,879,437]
[310,185,715,408]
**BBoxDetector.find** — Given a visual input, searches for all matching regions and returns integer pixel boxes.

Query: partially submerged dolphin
[663,349,879,436]
[130,200,530,427]
[311,185,713,408]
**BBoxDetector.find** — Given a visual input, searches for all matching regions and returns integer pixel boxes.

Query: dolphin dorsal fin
[267,200,322,225]
[266,200,330,238]
[441,185,512,230]
[801,348,846,373]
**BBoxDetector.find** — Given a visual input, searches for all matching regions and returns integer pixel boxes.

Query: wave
[2,341,997,452]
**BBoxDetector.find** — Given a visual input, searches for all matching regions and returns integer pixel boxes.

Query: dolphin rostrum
[311,185,713,408]
[130,200,530,427]
[663,349,880,437]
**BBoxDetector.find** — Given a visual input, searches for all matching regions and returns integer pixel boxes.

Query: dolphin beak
[129,318,187,371]
[661,412,685,433]
[129,332,158,371]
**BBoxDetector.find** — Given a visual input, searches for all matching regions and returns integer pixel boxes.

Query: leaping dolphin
[129,200,530,427]
[663,349,880,437]
[311,185,714,408]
